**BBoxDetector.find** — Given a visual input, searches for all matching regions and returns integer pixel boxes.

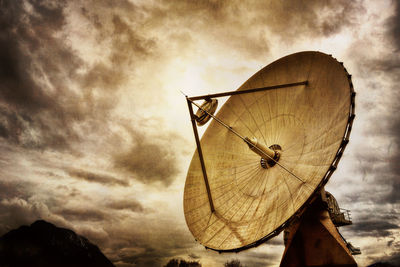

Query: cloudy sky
[0,0,399,266]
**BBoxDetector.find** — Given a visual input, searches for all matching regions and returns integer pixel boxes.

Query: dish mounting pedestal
[280,191,357,267]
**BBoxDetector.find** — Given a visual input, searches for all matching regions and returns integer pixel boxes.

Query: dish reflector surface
[184,51,353,251]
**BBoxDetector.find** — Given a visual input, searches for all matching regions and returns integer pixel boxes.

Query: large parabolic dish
[183,51,355,252]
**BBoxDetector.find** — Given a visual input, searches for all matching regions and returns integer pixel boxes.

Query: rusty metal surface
[184,51,355,252]
[280,196,357,267]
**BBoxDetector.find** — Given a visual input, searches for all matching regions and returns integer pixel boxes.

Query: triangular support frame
[185,81,309,214]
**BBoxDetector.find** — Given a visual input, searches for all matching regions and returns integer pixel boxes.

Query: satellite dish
[183,52,356,255]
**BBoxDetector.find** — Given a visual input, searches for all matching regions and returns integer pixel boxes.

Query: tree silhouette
[164,258,201,267]
[224,259,245,267]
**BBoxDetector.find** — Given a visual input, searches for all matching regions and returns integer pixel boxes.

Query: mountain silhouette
[0,220,115,267]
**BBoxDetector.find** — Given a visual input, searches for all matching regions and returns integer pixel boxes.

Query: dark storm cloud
[79,6,156,90]
[387,0,400,50]
[106,199,144,213]
[260,0,362,39]
[56,184,82,198]
[0,1,184,264]
[385,105,400,204]
[0,105,80,150]
[56,207,107,222]
[0,0,81,150]
[0,197,68,236]
[0,0,156,152]
[0,0,67,111]
[114,142,179,186]
[154,0,362,56]
[68,168,129,187]
[371,248,400,266]
[0,197,43,235]
[380,0,400,202]
[110,15,155,63]
[113,127,180,186]
[352,79,400,204]
[0,180,27,199]
[143,1,269,59]
[349,214,399,237]
[344,0,400,206]
[102,212,198,267]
